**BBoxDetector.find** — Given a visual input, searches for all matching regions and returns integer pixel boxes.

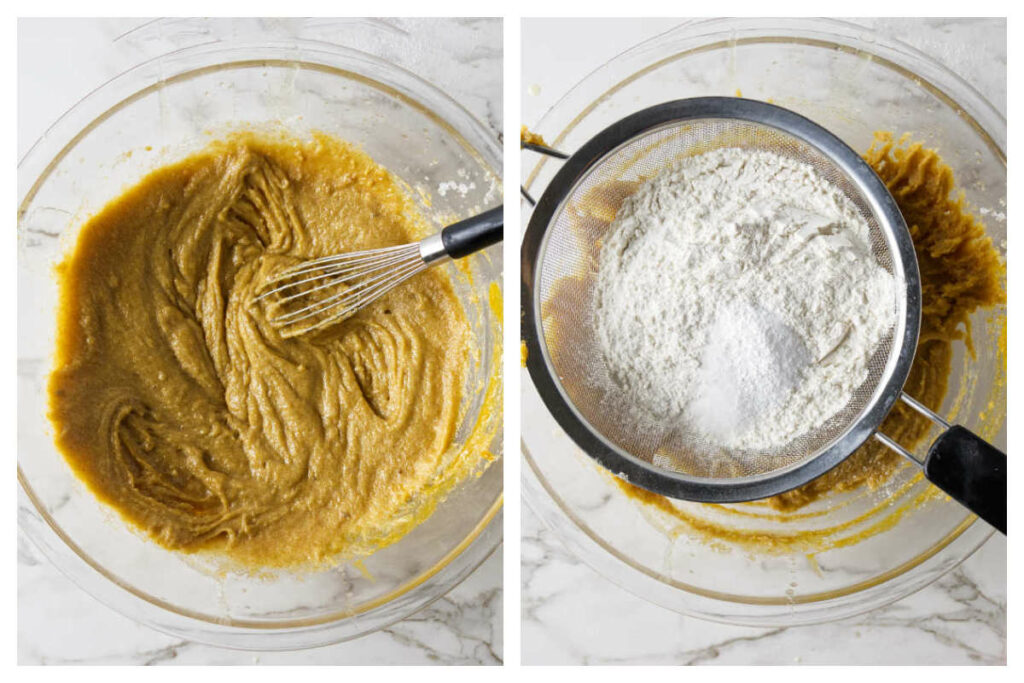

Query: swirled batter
[49,132,483,568]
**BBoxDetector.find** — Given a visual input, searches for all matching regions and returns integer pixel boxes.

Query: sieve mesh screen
[535,118,903,481]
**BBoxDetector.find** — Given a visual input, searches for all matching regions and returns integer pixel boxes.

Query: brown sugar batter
[520,125,548,147]
[49,132,485,568]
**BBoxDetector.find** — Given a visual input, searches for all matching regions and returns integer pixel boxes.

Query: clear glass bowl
[19,35,502,649]
[522,17,1005,626]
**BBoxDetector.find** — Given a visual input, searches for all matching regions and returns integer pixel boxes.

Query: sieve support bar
[521,140,570,207]
[520,141,570,159]
[872,431,925,466]
[899,391,951,429]
[872,392,952,465]
[874,392,1006,535]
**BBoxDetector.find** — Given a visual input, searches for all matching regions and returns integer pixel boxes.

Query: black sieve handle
[923,425,1006,535]
[441,206,504,260]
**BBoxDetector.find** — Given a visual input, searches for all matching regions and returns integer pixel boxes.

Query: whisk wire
[256,246,420,299]
[261,252,417,306]
[264,255,426,326]
[279,261,428,334]
[265,244,419,283]
[255,204,502,336]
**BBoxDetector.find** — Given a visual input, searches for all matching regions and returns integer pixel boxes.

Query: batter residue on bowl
[49,131,490,568]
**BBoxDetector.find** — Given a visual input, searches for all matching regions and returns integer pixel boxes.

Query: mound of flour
[593,147,897,451]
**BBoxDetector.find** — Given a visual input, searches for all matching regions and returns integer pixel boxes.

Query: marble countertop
[17,17,502,665]
[521,17,1006,665]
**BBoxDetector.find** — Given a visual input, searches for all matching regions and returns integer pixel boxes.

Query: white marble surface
[18,17,502,665]
[521,17,1006,665]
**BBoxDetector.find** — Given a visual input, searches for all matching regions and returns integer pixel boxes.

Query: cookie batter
[49,132,485,568]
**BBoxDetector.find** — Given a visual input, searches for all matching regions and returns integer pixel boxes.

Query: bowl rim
[520,16,1004,626]
[524,17,1005,176]
[18,36,503,646]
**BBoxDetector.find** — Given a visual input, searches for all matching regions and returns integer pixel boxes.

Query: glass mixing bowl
[19,36,502,649]
[522,17,1005,626]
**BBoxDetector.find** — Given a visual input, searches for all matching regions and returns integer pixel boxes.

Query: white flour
[594,148,897,451]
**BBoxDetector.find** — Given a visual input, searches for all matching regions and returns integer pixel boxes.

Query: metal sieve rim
[522,97,922,503]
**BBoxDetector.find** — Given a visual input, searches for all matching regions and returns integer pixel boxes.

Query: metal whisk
[256,206,502,336]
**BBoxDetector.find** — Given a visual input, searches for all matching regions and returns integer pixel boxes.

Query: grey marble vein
[521,506,1006,665]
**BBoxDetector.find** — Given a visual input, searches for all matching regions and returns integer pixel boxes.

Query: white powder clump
[593,147,897,451]
[437,180,477,197]
[689,300,810,443]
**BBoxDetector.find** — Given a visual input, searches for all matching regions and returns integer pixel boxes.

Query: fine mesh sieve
[522,98,923,503]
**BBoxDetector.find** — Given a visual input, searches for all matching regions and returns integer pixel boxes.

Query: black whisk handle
[924,425,1007,535]
[441,206,504,260]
